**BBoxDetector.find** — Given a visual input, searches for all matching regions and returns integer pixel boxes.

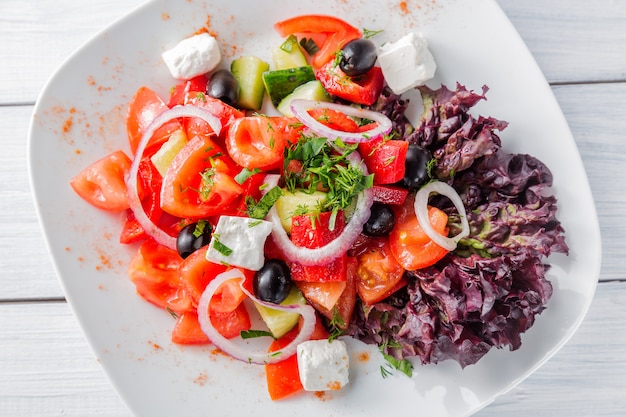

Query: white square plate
[28,0,601,416]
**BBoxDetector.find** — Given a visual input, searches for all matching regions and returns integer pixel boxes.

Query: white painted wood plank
[0,105,63,300]
[1,0,625,104]
[497,0,626,84]
[552,83,626,281]
[0,0,145,104]
[1,281,624,417]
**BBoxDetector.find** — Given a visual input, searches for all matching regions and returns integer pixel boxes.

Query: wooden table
[2,0,625,415]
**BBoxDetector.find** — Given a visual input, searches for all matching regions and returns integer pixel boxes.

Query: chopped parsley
[192,220,211,238]
[379,341,413,378]
[283,135,373,219]
[328,308,346,342]
[212,234,233,257]
[279,35,298,53]
[240,329,276,340]
[246,186,284,219]
[234,167,262,184]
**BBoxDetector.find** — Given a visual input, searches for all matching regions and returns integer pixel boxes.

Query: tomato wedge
[120,157,164,243]
[316,60,385,106]
[183,91,245,149]
[126,86,182,156]
[171,311,210,345]
[356,238,407,305]
[289,211,347,282]
[274,15,361,68]
[265,316,328,400]
[128,239,191,313]
[160,135,243,218]
[167,74,209,107]
[389,195,450,270]
[226,116,294,171]
[358,138,408,185]
[70,150,134,212]
[179,247,229,306]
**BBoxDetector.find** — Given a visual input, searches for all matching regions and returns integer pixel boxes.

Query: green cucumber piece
[272,35,308,70]
[262,65,316,107]
[231,55,270,110]
[254,286,306,338]
[276,80,331,117]
[274,189,328,233]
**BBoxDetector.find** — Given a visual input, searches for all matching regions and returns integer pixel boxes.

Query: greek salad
[69,14,568,400]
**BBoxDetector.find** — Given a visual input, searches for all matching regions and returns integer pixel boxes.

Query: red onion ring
[126,105,222,250]
[414,180,470,251]
[264,151,374,266]
[290,99,393,143]
[197,268,316,364]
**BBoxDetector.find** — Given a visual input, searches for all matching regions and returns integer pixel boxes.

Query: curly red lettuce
[348,83,568,368]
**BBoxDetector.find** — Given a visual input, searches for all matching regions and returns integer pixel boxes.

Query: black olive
[363,203,396,236]
[253,259,292,304]
[176,222,212,259]
[339,38,378,76]
[402,144,432,191]
[207,69,239,106]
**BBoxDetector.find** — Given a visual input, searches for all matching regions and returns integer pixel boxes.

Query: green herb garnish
[363,28,384,39]
[246,186,284,219]
[234,167,262,184]
[240,329,277,340]
[212,234,233,257]
[280,35,298,53]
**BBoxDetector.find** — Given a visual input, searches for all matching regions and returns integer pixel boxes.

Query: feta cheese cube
[377,32,436,94]
[205,216,273,271]
[297,339,350,391]
[162,33,221,80]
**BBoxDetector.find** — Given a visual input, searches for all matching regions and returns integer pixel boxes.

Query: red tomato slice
[298,257,358,327]
[356,238,407,305]
[307,108,360,132]
[389,195,450,270]
[171,311,210,345]
[264,315,329,401]
[274,15,361,68]
[183,91,245,149]
[70,150,134,212]
[371,184,409,206]
[204,303,252,339]
[316,61,385,106]
[128,239,191,313]
[179,247,228,306]
[120,157,164,243]
[359,138,408,185]
[225,116,293,171]
[126,86,182,156]
[160,135,243,218]
[289,211,347,282]
[167,75,209,107]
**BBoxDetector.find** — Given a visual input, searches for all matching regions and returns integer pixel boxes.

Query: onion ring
[264,152,374,266]
[126,105,222,250]
[197,268,316,365]
[290,99,393,143]
[414,181,470,251]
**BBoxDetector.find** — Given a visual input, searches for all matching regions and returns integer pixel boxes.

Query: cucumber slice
[262,65,316,107]
[254,286,306,338]
[231,55,270,110]
[272,35,308,70]
[274,189,328,233]
[276,80,331,117]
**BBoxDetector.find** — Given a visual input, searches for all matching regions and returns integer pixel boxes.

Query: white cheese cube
[205,216,273,271]
[297,339,350,391]
[377,32,436,94]
[162,33,221,80]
